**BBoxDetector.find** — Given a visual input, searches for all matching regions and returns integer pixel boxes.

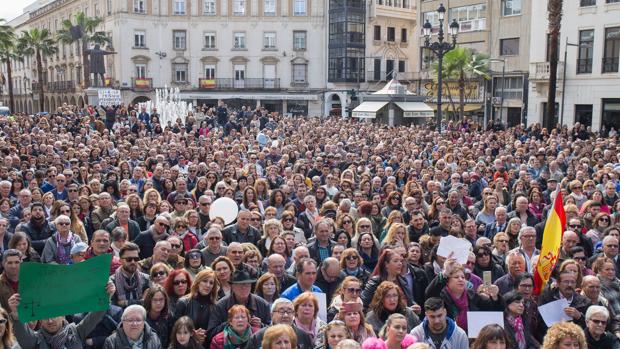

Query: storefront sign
[421,80,484,103]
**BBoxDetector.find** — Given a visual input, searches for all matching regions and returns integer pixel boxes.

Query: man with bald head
[139,240,172,273]
[267,254,296,290]
[314,257,345,304]
[561,230,580,260]
[222,211,261,245]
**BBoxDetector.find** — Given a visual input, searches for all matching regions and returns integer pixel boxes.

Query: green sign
[18,254,112,322]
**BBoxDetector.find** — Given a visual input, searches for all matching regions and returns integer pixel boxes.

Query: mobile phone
[483,271,492,287]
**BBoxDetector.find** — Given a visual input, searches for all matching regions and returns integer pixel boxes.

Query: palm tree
[0,19,16,112]
[17,28,58,112]
[545,0,563,130]
[432,47,490,121]
[56,12,109,88]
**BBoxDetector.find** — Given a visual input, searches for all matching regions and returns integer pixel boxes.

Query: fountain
[139,86,192,126]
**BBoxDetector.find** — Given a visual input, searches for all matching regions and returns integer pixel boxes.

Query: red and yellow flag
[533,191,566,295]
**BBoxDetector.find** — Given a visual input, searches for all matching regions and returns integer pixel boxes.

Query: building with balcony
[413,0,531,126]
[526,0,620,132]
[1,0,329,115]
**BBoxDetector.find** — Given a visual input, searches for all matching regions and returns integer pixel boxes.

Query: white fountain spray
[138,86,192,126]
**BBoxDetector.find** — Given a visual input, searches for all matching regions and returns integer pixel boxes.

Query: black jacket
[244,323,312,349]
[440,288,504,322]
[586,328,620,349]
[361,275,415,309]
[306,239,336,265]
[222,224,261,245]
[503,313,540,349]
[315,269,345,305]
[73,305,123,349]
[16,219,55,254]
[538,287,591,329]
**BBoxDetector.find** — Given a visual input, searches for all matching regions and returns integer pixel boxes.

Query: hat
[322,209,337,218]
[70,242,89,255]
[229,270,257,284]
[174,194,188,203]
[547,178,558,183]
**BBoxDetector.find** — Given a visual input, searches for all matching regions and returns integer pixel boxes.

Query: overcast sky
[0,0,32,22]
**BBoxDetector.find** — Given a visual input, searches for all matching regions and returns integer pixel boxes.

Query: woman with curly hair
[365,281,420,335]
[541,321,587,349]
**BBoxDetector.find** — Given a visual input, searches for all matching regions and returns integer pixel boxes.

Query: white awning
[395,102,434,118]
[352,101,388,118]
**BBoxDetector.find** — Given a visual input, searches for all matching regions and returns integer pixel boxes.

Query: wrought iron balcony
[198,78,280,90]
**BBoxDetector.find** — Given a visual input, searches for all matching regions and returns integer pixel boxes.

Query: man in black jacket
[15,202,55,254]
[244,298,312,349]
[314,257,345,304]
[207,270,271,338]
[538,270,591,330]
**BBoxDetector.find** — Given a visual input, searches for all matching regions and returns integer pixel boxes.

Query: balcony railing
[366,71,418,82]
[31,81,75,92]
[602,57,619,73]
[132,77,153,91]
[198,78,280,90]
[530,62,565,80]
[576,59,592,74]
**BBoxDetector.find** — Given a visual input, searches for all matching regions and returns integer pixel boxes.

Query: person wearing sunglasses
[41,215,83,265]
[134,215,170,260]
[584,306,618,349]
[110,242,150,308]
[326,276,363,323]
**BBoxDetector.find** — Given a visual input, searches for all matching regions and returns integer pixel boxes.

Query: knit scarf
[446,287,469,331]
[507,315,526,349]
[223,324,252,349]
[40,321,73,349]
[55,232,76,265]
[114,267,144,301]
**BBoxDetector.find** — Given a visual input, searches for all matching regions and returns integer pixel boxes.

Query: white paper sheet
[437,235,472,265]
[538,298,571,326]
[467,311,505,338]
[313,292,327,322]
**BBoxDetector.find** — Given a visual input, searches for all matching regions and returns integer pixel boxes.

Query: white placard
[538,298,571,326]
[313,292,327,322]
[467,311,504,338]
[97,89,121,107]
[437,235,472,265]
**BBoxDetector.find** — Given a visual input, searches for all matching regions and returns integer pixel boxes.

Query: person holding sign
[7,282,115,349]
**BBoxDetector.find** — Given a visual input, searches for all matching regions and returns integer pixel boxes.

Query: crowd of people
[0,101,616,349]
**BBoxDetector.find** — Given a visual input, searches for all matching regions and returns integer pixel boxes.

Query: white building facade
[527,0,620,132]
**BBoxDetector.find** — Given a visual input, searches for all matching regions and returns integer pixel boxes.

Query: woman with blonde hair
[504,217,523,250]
[327,276,363,322]
[261,324,297,349]
[173,268,220,346]
[380,211,404,242]
[257,218,284,257]
[0,307,15,349]
[124,193,144,221]
[541,321,587,349]
[382,223,410,248]
[143,188,162,206]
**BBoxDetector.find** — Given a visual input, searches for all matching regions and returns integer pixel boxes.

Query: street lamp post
[560,38,581,127]
[423,3,459,133]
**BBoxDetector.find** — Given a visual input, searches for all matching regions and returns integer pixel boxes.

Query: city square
[0,0,617,348]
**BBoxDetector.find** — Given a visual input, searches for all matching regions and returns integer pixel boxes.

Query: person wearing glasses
[134,215,170,259]
[164,269,192,315]
[580,275,620,341]
[509,226,540,274]
[41,215,83,264]
[111,242,150,308]
[103,304,163,349]
[199,227,227,266]
[584,306,619,349]
[244,298,313,349]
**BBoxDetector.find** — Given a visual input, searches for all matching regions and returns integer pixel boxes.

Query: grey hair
[122,304,147,321]
[54,215,71,225]
[518,226,536,240]
[586,305,609,321]
[270,298,293,314]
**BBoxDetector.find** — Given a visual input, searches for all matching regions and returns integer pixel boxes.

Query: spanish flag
[533,191,566,295]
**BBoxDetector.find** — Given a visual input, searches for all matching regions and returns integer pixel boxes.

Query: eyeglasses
[187,253,201,259]
[122,257,140,262]
[0,318,7,325]
[173,279,188,286]
[573,256,586,261]
[208,236,221,240]
[606,244,619,248]
[122,319,144,325]
[158,223,170,228]
[200,202,211,206]
[600,218,611,222]
[68,189,78,192]
[283,218,294,222]
[152,271,167,278]
[359,225,371,229]
[343,220,352,224]
[519,283,533,289]
[521,235,536,240]
[345,255,359,261]
[590,319,607,326]
[251,218,261,222]
[57,222,70,226]
[498,239,509,243]
[345,287,362,294]
[170,244,181,249]
[476,252,489,257]
[569,224,582,229]
[176,225,188,229]
[276,309,295,316]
